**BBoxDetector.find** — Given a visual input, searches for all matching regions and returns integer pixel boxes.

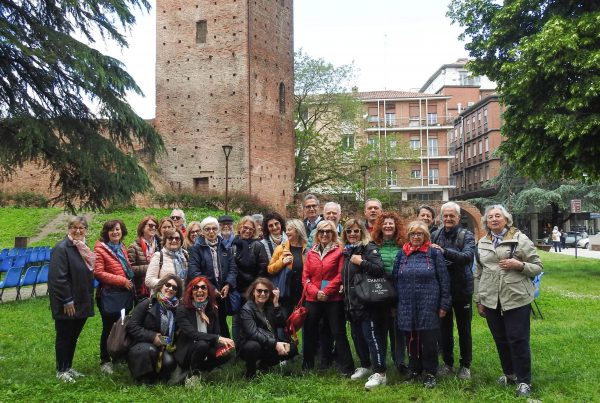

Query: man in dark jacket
[430,202,475,380]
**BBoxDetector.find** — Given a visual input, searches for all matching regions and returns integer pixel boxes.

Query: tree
[0,0,164,211]
[447,1,600,181]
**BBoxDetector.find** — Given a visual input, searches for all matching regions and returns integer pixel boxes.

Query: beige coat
[474,227,543,311]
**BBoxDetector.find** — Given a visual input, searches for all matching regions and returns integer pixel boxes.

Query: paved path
[545,247,600,259]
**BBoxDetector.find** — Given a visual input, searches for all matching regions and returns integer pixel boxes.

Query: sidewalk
[546,247,600,259]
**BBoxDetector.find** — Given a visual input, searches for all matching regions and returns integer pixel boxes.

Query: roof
[419,59,470,92]
[353,90,448,101]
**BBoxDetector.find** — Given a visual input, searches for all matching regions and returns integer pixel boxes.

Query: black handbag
[352,272,397,304]
[101,287,134,315]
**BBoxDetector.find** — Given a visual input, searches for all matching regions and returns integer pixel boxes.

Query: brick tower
[155,0,295,212]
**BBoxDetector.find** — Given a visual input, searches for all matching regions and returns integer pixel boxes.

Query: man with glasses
[430,202,475,380]
[170,209,187,234]
[218,215,235,249]
[302,194,322,236]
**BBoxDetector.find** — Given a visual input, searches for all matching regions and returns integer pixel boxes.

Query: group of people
[47,199,542,397]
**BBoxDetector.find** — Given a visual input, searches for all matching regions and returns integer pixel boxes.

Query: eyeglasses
[242,226,255,232]
[318,229,333,235]
[69,226,86,232]
[167,236,181,242]
[255,288,270,295]
[189,230,200,235]
[304,204,318,210]
[164,283,178,292]
[409,232,425,238]
[345,229,361,235]
[192,284,208,291]
[204,227,218,232]
[170,216,182,221]
[147,223,157,229]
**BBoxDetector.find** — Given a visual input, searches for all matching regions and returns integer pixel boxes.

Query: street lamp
[360,165,368,203]
[222,145,233,214]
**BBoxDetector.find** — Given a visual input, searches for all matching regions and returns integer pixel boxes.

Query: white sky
[99,0,468,119]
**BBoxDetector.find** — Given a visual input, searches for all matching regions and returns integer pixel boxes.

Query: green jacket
[474,227,543,311]
[379,240,401,276]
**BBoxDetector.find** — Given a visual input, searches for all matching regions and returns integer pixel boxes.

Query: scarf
[156,292,178,344]
[105,242,134,279]
[206,238,220,281]
[163,248,187,279]
[193,300,210,324]
[140,237,157,262]
[402,240,431,256]
[491,228,509,248]
[312,241,335,259]
[68,235,95,271]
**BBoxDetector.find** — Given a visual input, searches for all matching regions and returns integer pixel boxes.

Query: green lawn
[0,207,62,248]
[0,251,598,402]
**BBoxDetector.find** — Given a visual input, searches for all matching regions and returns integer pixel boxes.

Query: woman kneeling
[238,278,297,378]
[126,274,183,384]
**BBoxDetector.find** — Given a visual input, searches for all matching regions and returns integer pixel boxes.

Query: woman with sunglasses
[238,277,297,379]
[183,221,202,251]
[392,221,450,389]
[128,216,160,303]
[126,274,184,384]
[170,209,187,235]
[175,276,235,386]
[302,220,354,376]
[188,216,238,338]
[341,219,387,390]
[145,228,188,290]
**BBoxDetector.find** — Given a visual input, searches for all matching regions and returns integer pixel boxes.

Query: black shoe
[423,373,437,389]
[404,371,420,383]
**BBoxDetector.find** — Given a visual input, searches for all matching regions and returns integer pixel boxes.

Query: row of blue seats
[0,264,49,302]
[0,246,51,273]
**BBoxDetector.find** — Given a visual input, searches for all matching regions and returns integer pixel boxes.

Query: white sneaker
[67,368,85,378]
[350,367,371,380]
[457,366,471,380]
[100,362,114,375]
[365,372,386,390]
[56,371,75,383]
[185,375,201,388]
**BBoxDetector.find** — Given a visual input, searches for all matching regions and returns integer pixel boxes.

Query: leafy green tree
[448,1,600,181]
[0,0,164,211]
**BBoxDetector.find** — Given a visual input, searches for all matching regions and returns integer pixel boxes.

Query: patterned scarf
[491,228,509,248]
[156,292,178,345]
[105,242,134,279]
[206,238,220,281]
[193,300,210,324]
[140,237,157,262]
[402,240,431,256]
[68,235,95,271]
[163,248,187,279]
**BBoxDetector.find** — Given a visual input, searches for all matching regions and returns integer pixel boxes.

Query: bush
[152,191,275,215]
[0,191,50,207]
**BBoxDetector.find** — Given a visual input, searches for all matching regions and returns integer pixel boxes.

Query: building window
[408,193,433,201]
[483,109,488,124]
[196,20,208,44]
[367,137,378,149]
[478,140,483,155]
[409,103,420,126]
[387,169,397,186]
[429,168,439,185]
[460,150,464,163]
[411,168,421,178]
[341,133,355,150]
[193,177,209,192]
[427,103,437,125]
[467,145,471,159]
[389,139,397,149]
[278,82,285,114]
[385,113,396,127]
[367,106,379,123]
[472,143,477,157]
[485,136,489,152]
[410,138,420,150]
[428,138,438,157]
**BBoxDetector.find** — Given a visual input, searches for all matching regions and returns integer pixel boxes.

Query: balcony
[393,146,454,160]
[365,115,454,130]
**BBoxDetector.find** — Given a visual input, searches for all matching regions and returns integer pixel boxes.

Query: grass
[0,207,62,248]
[1,251,599,402]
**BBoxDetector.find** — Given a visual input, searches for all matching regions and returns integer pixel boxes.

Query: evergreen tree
[0,0,164,211]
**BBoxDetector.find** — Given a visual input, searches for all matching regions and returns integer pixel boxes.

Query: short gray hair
[199,216,219,232]
[440,202,461,216]
[303,194,320,205]
[68,216,88,229]
[323,201,341,214]
[365,198,382,209]
[482,205,513,230]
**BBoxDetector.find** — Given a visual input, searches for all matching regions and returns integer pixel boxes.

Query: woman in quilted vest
[145,228,188,290]
[127,216,159,303]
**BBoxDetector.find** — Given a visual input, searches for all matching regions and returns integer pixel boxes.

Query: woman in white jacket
[145,228,188,289]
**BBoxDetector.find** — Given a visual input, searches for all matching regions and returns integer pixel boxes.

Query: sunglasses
[192,284,208,291]
[318,229,333,235]
[170,216,182,221]
[164,283,178,292]
[255,288,270,295]
[167,236,181,241]
[147,223,157,229]
[345,229,361,235]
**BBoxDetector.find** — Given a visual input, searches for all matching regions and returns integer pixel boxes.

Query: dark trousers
[99,311,120,363]
[406,329,438,375]
[385,307,406,370]
[440,298,473,368]
[552,241,561,252]
[127,342,176,382]
[239,340,298,378]
[349,314,387,373]
[485,303,532,384]
[302,300,354,374]
[218,298,231,338]
[318,317,335,368]
[187,340,231,372]
[55,318,87,372]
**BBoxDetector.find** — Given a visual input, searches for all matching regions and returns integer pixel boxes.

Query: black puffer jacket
[342,241,385,321]
[431,226,475,299]
[232,237,268,294]
[238,300,287,350]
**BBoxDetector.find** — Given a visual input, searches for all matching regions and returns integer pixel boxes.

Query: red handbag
[285,286,307,344]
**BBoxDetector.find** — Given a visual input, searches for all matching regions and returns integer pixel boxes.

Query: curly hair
[371,211,404,247]
[183,276,218,311]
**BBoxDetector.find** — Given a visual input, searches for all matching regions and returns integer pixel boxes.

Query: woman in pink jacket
[301,220,355,376]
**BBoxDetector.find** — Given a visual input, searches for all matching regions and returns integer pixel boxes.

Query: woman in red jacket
[94,219,135,375]
[301,220,354,376]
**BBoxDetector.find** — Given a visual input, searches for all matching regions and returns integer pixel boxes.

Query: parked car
[577,237,590,249]
[565,231,588,248]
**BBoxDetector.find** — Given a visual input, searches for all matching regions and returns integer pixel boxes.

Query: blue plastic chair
[0,267,23,302]
[17,265,40,300]
[37,264,50,296]
[8,248,20,257]
[0,257,12,273]
[13,255,27,271]
[28,249,40,265]
[531,272,544,319]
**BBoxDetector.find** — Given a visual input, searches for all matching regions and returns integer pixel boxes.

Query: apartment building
[355,91,455,201]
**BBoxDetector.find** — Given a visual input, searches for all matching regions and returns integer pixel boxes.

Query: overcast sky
[99,0,468,119]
